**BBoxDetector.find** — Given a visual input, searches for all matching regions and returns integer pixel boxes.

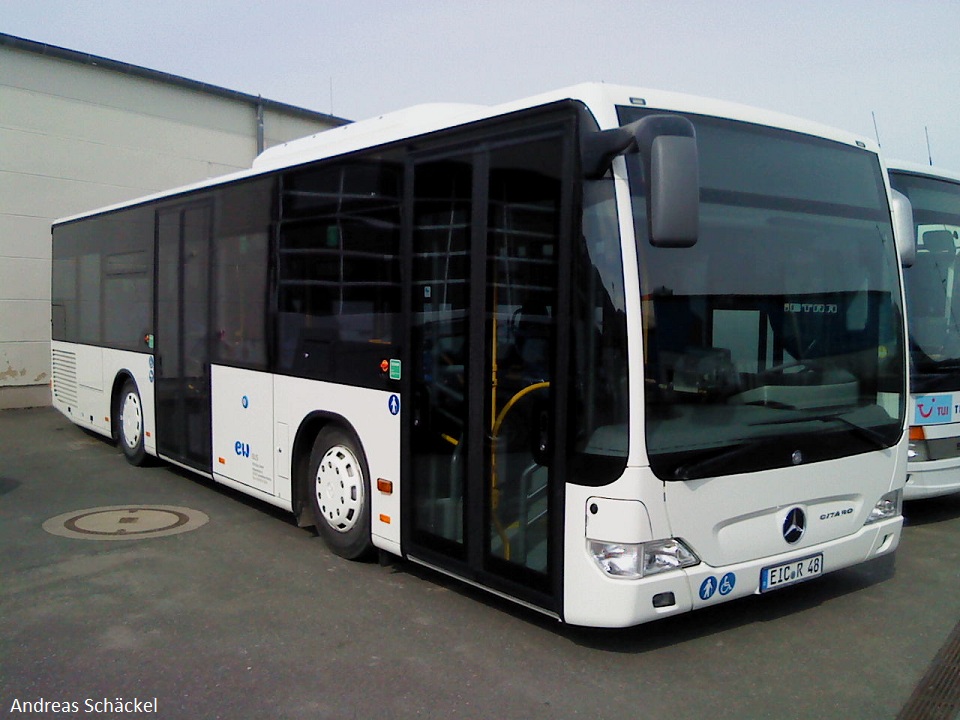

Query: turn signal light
[909,426,926,442]
[377,478,393,494]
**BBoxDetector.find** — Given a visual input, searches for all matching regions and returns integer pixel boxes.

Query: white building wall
[0,38,345,408]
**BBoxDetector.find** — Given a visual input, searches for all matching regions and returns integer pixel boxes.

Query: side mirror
[890,189,916,268]
[581,114,699,247]
[646,132,699,247]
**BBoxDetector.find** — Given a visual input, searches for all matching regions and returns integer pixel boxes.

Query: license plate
[760,553,823,593]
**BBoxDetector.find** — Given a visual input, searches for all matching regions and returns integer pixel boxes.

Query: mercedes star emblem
[782,507,806,544]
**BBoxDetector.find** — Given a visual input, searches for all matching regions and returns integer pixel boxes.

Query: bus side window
[213,232,269,368]
[276,158,403,387]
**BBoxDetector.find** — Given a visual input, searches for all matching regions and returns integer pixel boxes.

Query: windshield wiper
[912,371,960,393]
[670,437,772,480]
[913,358,960,374]
[752,412,889,450]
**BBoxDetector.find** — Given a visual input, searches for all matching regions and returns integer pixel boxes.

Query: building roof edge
[0,31,350,126]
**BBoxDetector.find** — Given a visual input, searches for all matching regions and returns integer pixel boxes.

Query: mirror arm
[580,125,638,179]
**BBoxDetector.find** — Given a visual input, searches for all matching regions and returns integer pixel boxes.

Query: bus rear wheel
[117,378,148,466]
[307,427,373,560]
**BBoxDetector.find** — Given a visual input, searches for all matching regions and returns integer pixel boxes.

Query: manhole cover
[43,505,208,540]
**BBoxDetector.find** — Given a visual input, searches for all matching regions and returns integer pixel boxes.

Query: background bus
[889,161,960,499]
[51,84,912,628]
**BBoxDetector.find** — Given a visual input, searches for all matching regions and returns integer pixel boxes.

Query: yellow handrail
[489,381,550,561]
[493,381,550,437]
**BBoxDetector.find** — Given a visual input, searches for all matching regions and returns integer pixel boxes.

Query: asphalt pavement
[1,406,958,719]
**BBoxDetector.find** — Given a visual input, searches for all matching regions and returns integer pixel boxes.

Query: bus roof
[54,82,881,226]
[252,83,878,171]
[886,159,960,184]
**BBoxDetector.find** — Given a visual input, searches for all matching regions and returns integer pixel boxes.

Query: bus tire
[117,378,148,466]
[307,426,373,560]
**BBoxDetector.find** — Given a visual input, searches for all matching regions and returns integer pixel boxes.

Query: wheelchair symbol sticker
[700,573,736,601]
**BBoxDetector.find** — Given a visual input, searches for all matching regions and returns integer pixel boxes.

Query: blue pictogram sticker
[719,572,736,596]
[241,395,249,409]
[149,370,155,383]
[388,394,401,416]
[699,576,717,600]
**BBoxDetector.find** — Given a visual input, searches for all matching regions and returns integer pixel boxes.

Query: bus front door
[154,203,213,472]
[404,126,572,613]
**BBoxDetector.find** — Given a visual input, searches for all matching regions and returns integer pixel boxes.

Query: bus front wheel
[116,378,147,466]
[307,427,373,560]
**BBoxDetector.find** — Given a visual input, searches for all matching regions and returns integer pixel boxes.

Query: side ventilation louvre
[51,349,78,407]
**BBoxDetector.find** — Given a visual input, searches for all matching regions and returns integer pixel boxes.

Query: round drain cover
[43,505,208,540]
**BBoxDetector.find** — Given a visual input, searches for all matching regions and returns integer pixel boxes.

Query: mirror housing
[890,189,916,268]
[581,114,699,247]
[647,133,699,247]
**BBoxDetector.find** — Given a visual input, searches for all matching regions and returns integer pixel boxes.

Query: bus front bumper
[562,516,901,628]
[905,460,960,500]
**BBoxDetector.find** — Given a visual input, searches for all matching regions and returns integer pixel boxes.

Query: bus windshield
[888,171,960,394]
[620,108,905,480]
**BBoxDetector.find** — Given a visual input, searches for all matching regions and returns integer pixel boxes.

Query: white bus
[888,161,960,499]
[51,84,913,627]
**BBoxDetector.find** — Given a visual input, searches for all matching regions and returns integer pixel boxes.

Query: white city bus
[888,161,960,499]
[51,84,913,627]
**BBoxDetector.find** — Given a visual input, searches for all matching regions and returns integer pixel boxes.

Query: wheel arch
[291,410,368,528]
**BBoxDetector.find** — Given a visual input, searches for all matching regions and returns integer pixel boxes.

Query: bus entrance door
[404,125,571,613]
[154,203,213,472]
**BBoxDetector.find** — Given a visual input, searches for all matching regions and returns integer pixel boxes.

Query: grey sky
[4,1,959,169]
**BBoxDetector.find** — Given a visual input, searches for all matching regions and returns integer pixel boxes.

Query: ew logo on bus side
[914,394,954,425]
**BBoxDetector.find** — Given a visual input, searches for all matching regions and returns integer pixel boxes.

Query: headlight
[589,538,699,580]
[864,489,903,525]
